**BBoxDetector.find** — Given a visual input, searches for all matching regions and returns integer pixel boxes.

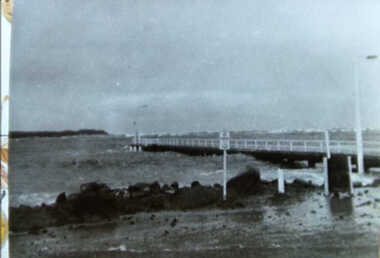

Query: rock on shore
[10,167,317,233]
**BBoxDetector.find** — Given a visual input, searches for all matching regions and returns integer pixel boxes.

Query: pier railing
[136,137,380,156]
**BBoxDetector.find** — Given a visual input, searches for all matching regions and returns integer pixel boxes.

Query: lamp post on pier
[354,55,377,175]
[133,104,148,151]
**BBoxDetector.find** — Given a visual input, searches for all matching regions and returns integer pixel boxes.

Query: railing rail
[137,137,380,155]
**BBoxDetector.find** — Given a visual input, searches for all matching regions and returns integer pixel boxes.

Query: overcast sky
[10,0,380,134]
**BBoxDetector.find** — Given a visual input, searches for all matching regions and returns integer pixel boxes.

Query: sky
[9,0,380,134]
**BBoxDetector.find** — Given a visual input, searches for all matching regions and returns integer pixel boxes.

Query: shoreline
[10,169,321,234]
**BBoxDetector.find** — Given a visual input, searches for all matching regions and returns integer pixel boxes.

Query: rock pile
[10,166,317,233]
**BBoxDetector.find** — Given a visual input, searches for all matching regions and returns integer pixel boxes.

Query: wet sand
[11,187,380,258]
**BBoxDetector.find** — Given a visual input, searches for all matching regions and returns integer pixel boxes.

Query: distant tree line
[10,129,108,138]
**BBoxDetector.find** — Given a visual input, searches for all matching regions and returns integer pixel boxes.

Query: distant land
[10,129,108,138]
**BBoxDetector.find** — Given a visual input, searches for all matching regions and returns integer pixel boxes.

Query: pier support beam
[323,157,329,195]
[277,169,285,194]
[327,155,351,193]
[347,156,354,195]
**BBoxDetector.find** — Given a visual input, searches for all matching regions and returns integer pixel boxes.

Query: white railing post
[290,141,293,152]
[324,131,331,158]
